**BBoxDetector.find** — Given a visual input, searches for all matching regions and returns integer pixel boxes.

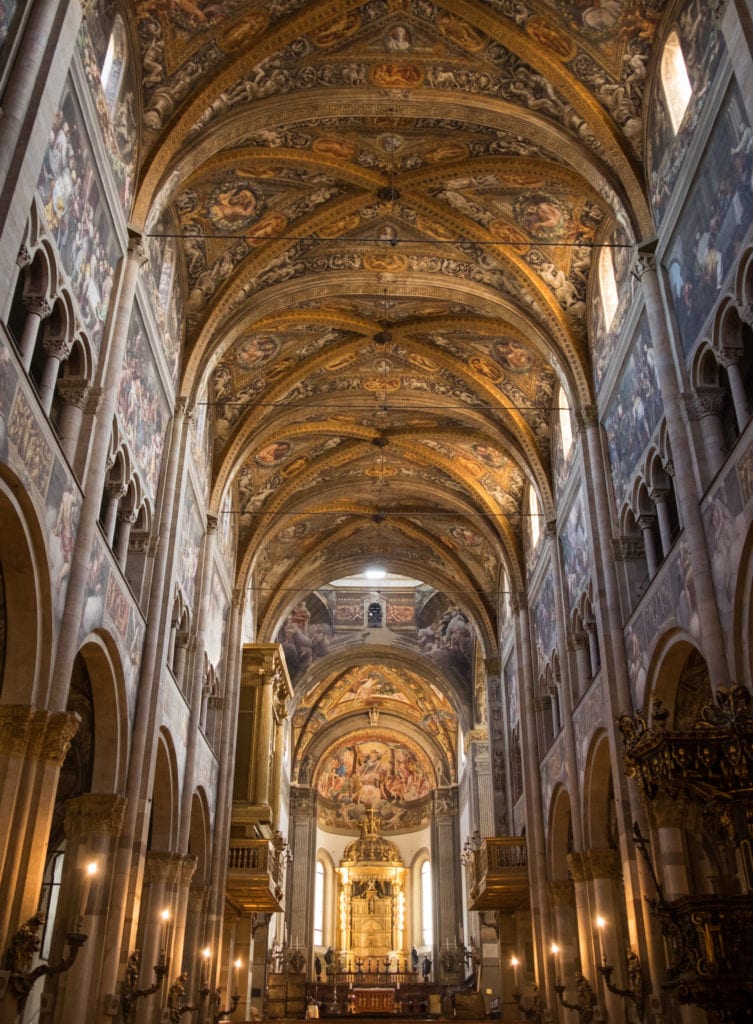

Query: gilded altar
[337,811,408,963]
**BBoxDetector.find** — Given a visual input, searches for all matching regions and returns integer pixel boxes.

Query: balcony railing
[464,837,528,912]
[226,838,285,912]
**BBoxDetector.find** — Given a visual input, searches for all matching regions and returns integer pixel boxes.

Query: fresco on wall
[589,226,637,392]
[205,565,230,674]
[146,214,183,387]
[316,734,434,832]
[80,539,109,639]
[7,390,54,497]
[531,568,557,676]
[666,83,753,356]
[0,0,19,57]
[559,490,589,611]
[0,345,17,463]
[78,15,138,211]
[505,654,522,803]
[118,307,169,499]
[217,490,236,574]
[46,459,82,625]
[648,0,725,226]
[603,313,662,504]
[37,83,120,360]
[702,468,747,624]
[178,487,203,611]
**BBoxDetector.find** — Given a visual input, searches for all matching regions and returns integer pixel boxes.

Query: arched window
[528,486,541,549]
[101,16,127,115]
[313,860,325,946]
[599,246,619,330]
[661,31,692,133]
[421,860,433,946]
[558,385,573,459]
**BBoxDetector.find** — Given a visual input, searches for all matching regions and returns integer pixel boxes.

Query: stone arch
[547,784,573,882]
[77,632,129,792]
[731,516,753,688]
[150,729,179,851]
[0,470,53,704]
[187,788,211,886]
[582,731,614,851]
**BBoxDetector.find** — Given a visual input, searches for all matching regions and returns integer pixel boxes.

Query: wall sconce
[120,949,168,1022]
[554,971,599,1022]
[1,913,87,1014]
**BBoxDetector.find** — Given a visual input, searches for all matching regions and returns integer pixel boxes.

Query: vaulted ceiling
[127,0,664,662]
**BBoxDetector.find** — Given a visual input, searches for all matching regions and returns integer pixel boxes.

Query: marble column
[586,848,623,1024]
[42,793,127,1024]
[431,787,461,982]
[638,514,660,579]
[287,787,317,957]
[548,879,577,992]
[38,336,72,414]
[252,670,275,810]
[719,346,750,433]
[18,296,52,371]
[0,707,80,953]
[651,487,674,556]
[55,377,92,467]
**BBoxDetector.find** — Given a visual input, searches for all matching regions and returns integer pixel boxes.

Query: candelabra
[121,950,169,1022]
[597,948,645,1022]
[512,984,544,1023]
[554,972,598,1023]
[206,985,240,1024]
[2,913,87,1014]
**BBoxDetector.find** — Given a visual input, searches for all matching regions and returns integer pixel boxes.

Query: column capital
[24,295,53,319]
[484,657,501,676]
[84,386,103,415]
[178,854,198,888]
[545,517,557,538]
[576,404,598,431]
[548,879,574,906]
[64,793,127,838]
[43,336,73,361]
[649,487,670,504]
[567,630,587,652]
[567,850,587,882]
[39,711,81,765]
[206,513,219,534]
[585,847,620,880]
[0,705,39,757]
[631,238,659,281]
[56,377,92,410]
[611,535,645,561]
[144,850,183,885]
[17,244,33,267]
[126,228,149,268]
[680,387,726,422]
[637,513,657,532]
[174,396,189,417]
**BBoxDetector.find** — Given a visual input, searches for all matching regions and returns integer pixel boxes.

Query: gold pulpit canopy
[337,811,407,963]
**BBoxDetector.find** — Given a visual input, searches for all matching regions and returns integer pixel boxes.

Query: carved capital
[650,487,670,504]
[0,705,38,757]
[576,404,598,431]
[64,793,127,838]
[84,386,103,415]
[548,879,574,906]
[718,344,744,368]
[680,388,726,422]
[485,657,501,676]
[178,854,198,888]
[545,518,557,538]
[637,514,657,532]
[128,529,152,552]
[43,336,73,361]
[585,847,620,880]
[105,480,128,501]
[25,296,53,319]
[17,244,33,268]
[206,513,219,535]
[632,239,658,281]
[188,884,210,913]
[117,509,138,527]
[567,850,587,883]
[567,631,587,652]
[612,536,645,561]
[56,377,92,410]
[144,851,183,885]
[127,229,149,268]
[174,396,189,417]
[736,302,753,327]
[40,711,81,765]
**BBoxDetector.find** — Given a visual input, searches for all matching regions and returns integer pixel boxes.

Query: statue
[422,955,432,981]
[315,955,322,980]
[411,946,419,972]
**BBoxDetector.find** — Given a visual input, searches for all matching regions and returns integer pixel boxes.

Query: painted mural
[216,490,236,575]
[0,0,19,56]
[702,466,747,624]
[189,394,211,504]
[504,656,523,805]
[559,489,589,611]
[0,345,17,464]
[531,567,557,677]
[589,226,637,392]
[178,486,203,611]
[146,213,183,388]
[117,307,169,499]
[648,0,725,227]
[7,390,54,498]
[603,312,663,503]
[46,459,82,625]
[205,564,230,675]
[666,82,753,356]
[316,734,434,832]
[36,83,120,360]
[78,13,138,211]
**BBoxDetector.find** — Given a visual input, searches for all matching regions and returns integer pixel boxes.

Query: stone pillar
[637,514,659,578]
[681,388,728,480]
[169,855,198,983]
[205,590,243,971]
[586,848,623,1024]
[566,853,593,982]
[102,481,126,546]
[634,241,731,688]
[249,915,270,1020]
[114,509,137,569]
[566,631,590,696]
[548,879,577,992]
[182,885,210,1001]
[651,488,674,556]
[472,740,495,839]
[43,794,127,1024]
[719,346,750,433]
[431,787,461,978]
[287,787,317,957]
[19,296,52,370]
[0,707,80,953]
[232,914,254,1020]
[39,336,72,414]
[96,399,189,1022]
[55,378,91,466]
[513,598,554,997]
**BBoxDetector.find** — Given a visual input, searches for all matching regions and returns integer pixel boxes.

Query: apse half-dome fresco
[314,732,436,833]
